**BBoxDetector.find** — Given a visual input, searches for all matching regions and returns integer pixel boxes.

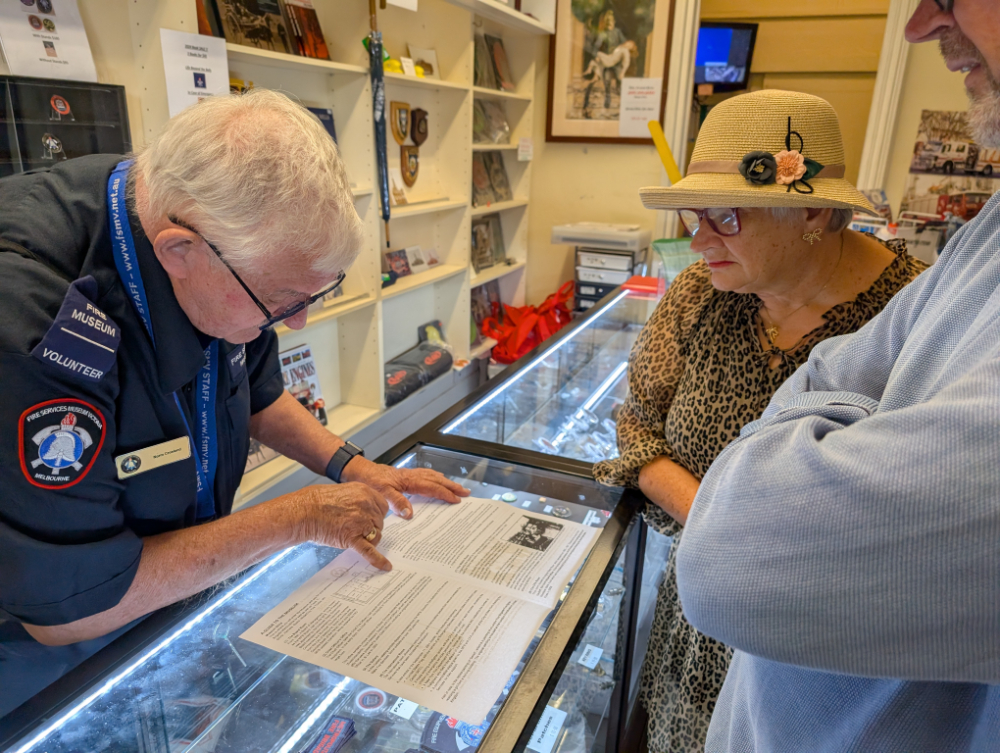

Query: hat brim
[640,172,877,216]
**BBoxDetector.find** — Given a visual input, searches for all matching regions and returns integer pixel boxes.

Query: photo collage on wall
[894,109,1000,263]
[902,109,1000,222]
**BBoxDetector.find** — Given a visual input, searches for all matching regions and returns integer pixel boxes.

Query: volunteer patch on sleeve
[19,399,106,489]
[31,275,120,382]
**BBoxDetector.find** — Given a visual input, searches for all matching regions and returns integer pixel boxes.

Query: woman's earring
[803,229,823,245]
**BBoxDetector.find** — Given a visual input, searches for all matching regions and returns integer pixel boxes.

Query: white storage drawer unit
[577,249,636,271]
[576,266,632,285]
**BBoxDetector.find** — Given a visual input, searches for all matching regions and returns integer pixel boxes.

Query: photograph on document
[507,516,563,552]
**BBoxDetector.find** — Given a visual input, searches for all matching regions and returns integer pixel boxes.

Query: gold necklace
[759,233,844,348]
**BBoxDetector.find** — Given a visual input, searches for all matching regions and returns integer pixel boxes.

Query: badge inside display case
[1,76,130,176]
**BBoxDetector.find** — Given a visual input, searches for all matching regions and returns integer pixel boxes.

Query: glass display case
[1,446,641,753]
[431,288,672,747]
[441,291,659,464]
[1,76,131,178]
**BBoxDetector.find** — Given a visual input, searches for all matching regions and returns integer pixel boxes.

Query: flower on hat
[774,150,807,185]
[739,151,777,185]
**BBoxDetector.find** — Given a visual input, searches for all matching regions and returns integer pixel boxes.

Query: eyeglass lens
[678,208,740,237]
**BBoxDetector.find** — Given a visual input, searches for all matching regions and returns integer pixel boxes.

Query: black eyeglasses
[169,216,346,331]
[677,208,742,237]
[933,0,954,12]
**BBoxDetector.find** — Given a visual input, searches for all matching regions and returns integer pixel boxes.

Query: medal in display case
[0,75,130,178]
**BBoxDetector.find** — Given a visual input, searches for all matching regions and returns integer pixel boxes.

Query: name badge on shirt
[115,436,191,480]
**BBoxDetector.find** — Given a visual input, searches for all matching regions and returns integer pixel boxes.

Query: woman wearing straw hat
[594,89,927,752]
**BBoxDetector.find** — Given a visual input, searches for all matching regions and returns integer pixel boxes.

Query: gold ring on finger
[365,528,378,542]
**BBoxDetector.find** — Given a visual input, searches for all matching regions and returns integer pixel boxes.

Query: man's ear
[152,228,200,280]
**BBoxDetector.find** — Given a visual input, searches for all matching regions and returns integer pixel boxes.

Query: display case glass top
[4,446,629,753]
[441,291,659,462]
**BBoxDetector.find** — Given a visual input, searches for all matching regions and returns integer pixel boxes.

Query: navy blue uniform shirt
[0,155,284,715]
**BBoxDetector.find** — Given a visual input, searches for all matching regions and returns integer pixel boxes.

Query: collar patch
[19,398,106,489]
[227,343,247,383]
[31,276,120,382]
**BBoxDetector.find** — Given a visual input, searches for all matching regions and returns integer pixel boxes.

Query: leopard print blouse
[594,239,926,753]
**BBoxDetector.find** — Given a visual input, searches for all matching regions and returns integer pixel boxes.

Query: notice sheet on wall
[0,0,97,82]
[160,28,228,117]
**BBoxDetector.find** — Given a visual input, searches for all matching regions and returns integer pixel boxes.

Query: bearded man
[673,2,1000,750]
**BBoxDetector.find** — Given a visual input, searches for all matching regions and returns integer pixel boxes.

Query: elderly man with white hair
[0,89,467,716]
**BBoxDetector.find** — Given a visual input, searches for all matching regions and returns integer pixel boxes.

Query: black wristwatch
[325,441,365,483]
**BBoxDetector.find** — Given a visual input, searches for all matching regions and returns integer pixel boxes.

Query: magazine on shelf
[216,0,293,54]
[281,0,329,59]
[473,100,511,145]
[281,344,327,425]
[385,249,412,277]
[474,34,497,90]
[484,34,515,92]
[306,106,337,144]
[245,438,280,473]
[483,151,513,202]
[472,153,495,207]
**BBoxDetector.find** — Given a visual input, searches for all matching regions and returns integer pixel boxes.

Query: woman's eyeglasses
[677,208,742,237]
[168,216,346,331]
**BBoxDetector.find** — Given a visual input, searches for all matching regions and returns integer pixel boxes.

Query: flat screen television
[694,22,758,92]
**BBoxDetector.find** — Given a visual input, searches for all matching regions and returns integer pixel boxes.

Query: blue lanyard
[108,160,218,520]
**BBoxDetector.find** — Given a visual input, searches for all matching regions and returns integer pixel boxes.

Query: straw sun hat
[640,89,876,216]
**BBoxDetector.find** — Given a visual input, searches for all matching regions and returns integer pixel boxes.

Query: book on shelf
[473,100,511,145]
[474,34,497,90]
[483,151,513,202]
[385,249,412,277]
[472,214,506,273]
[281,344,327,425]
[472,153,494,207]
[306,106,337,144]
[403,245,438,275]
[281,0,330,60]
[484,35,516,92]
[471,279,502,345]
[472,151,513,207]
[245,438,280,473]
[216,0,293,55]
[197,0,223,37]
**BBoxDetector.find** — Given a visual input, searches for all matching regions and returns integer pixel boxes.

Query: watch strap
[325,441,365,483]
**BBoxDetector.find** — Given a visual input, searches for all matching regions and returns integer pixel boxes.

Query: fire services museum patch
[19,398,106,489]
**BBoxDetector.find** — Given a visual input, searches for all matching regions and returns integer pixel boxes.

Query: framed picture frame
[546,0,675,144]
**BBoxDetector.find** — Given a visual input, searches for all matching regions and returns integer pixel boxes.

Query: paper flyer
[0,0,97,82]
[159,28,229,118]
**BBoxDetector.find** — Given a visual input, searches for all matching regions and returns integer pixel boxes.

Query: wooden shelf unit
[123,0,544,502]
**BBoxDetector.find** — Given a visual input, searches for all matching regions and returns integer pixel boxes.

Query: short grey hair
[766,207,854,234]
[135,88,363,278]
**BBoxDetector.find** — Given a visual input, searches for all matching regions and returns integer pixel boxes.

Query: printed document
[242,497,599,722]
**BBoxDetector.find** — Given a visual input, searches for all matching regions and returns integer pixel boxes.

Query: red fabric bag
[482,281,575,364]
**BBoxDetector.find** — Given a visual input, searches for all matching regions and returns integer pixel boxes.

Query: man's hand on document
[341,460,470,520]
[293,482,394,570]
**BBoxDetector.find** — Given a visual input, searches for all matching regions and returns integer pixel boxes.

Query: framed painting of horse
[546,0,675,144]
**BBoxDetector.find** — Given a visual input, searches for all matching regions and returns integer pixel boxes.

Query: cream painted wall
[883,40,970,216]
[525,38,664,305]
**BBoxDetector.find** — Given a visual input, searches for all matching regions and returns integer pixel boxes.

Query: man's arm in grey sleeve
[675,354,1000,685]
[759,257,943,421]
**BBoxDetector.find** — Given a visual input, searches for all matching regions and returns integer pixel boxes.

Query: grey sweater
[677,197,1000,751]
